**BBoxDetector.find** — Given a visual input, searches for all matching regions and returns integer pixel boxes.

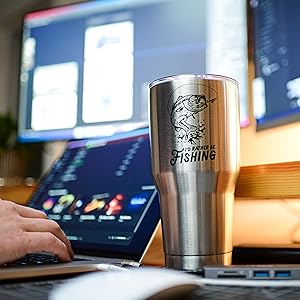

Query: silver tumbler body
[149,74,240,272]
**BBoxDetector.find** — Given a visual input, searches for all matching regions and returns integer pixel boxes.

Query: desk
[2,271,300,300]
[1,161,300,267]
[0,185,35,205]
[235,161,300,199]
[0,162,300,300]
[1,159,300,299]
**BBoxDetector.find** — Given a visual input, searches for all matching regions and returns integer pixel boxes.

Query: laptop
[0,127,160,280]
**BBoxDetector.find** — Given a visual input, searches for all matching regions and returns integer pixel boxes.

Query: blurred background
[0,0,299,181]
[0,0,84,184]
[0,0,300,247]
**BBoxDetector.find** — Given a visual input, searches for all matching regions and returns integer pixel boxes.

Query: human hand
[0,199,74,265]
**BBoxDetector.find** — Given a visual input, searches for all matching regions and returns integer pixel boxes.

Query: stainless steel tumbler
[149,74,240,272]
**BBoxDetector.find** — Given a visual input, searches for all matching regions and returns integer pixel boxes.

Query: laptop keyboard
[2,252,90,268]
[4,253,60,267]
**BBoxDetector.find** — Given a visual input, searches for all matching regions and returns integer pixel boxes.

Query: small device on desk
[204,265,300,280]
[203,244,300,281]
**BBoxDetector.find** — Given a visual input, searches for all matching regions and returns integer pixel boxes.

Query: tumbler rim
[149,74,238,89]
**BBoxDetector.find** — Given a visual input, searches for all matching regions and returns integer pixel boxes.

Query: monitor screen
[206,0,249,128]
[28,128,160,258]
[18,0,249,142]
[250,0,300,130]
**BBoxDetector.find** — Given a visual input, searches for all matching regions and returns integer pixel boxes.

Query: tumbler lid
[149,74,238,89]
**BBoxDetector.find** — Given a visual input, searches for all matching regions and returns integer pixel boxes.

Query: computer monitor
[18,0,249,143]
[250,0,300,130]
